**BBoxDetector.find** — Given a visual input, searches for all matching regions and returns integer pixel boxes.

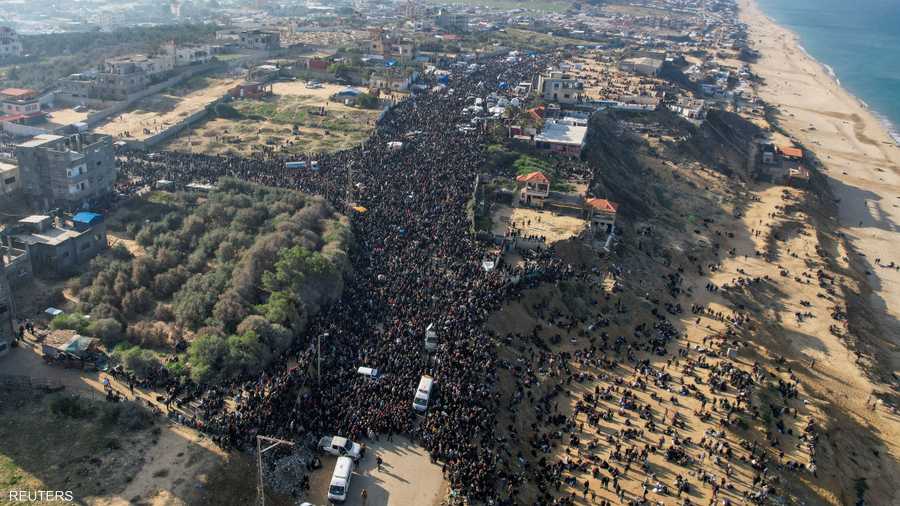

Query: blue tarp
[437,75,450,85]
[72,212,103,225]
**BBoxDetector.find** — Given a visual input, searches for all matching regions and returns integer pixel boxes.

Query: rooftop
[0,161,17,174]
[0,88,36,98]
[780,146,803,159]
[535,121,588,147]
[19,215,50,224]
[14,226,81,247]
[586,198,619,213]
[516,171,550,184]
[17,134,64,148]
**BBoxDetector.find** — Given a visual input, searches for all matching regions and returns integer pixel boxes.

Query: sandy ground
[492,205,586,244]
[44,107,90,126]
[739,0,900,356]
[163,81,377,156]
[95,77,242,141]
[0,345,227,506]
[306,436,446,506]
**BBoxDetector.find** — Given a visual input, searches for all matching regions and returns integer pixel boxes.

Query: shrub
[112,346,162,378]
[126,321,169,348]
[187,333,229,384]
[50,313,90,334]
[50,395,93,419]
[109,243,133,261]
[100,402,152,431]
[88,318,124,346]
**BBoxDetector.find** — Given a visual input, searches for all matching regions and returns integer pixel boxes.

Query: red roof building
[516,171,550,208]
[585,198,618,235]
[516,171,550,184]
[779,146,803,160]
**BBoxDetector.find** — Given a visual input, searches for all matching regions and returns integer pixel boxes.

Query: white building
[534,119,588,157]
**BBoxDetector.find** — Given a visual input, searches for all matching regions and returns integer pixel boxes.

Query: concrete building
[0,26,22,60]
[535,70,583,105]
[15,133,116,210]
[58,42,199,101]
[585,198,618,235]
[1,241,31,287]
[1,88,42,115]
[534,119,588,157]
[435,10,468,33]
[618,56,663,77]
[9,213,107,277]
[368,28,416,61]
[516,171,550,208]
[239,30,281,50]
[0,161,20,196]
[174,44,216,66]
[369,69,418,92]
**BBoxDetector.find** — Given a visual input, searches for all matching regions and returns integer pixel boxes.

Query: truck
[318,436,363,461]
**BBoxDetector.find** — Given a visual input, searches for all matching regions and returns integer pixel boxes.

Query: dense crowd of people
[115,54,581,502]
[105,51,834,506]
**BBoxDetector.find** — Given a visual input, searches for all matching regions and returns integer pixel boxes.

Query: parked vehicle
[327,456,354,502]
[318,436,363,461]
[413,375,434,412]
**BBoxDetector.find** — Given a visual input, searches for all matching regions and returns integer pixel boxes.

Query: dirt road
[306,436,446,506]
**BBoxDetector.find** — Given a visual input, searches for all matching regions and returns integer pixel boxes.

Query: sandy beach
[739,0,900,349]
[737,0,900,502]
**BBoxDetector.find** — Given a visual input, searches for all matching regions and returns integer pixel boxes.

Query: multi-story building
[535,70,584,105]
[239,30,281,50]
[8,213,107,277]
[516,171,550,208]
[58,42,208,101]
[0,26,22,60]
[0,161,20,196]
[435,9,468,33]
[0,88,42,116]
[585,198,618,235]
[368,28,416,61]
[14,133,116,210]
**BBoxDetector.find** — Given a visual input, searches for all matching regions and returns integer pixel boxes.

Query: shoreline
[746,1,900,147]
[739,0,900,343]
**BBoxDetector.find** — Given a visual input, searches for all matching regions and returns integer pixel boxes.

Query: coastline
[739,0,900,343]
[739,1,900,502]
[749,2,900,146]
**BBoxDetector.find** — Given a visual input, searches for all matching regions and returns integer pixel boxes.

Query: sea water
[755,0,900,144]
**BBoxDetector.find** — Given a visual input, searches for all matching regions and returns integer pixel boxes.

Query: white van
[328,456,354,502]
[413,375,434,412]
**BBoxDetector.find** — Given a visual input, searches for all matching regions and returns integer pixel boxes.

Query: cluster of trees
[71,179,352,383]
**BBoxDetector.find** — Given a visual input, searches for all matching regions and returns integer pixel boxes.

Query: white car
[318,436,363,461]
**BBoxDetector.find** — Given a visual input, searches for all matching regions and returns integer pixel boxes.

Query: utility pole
[256,435,295,506]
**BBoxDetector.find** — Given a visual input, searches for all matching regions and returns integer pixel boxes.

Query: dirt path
[0,346,227,506]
